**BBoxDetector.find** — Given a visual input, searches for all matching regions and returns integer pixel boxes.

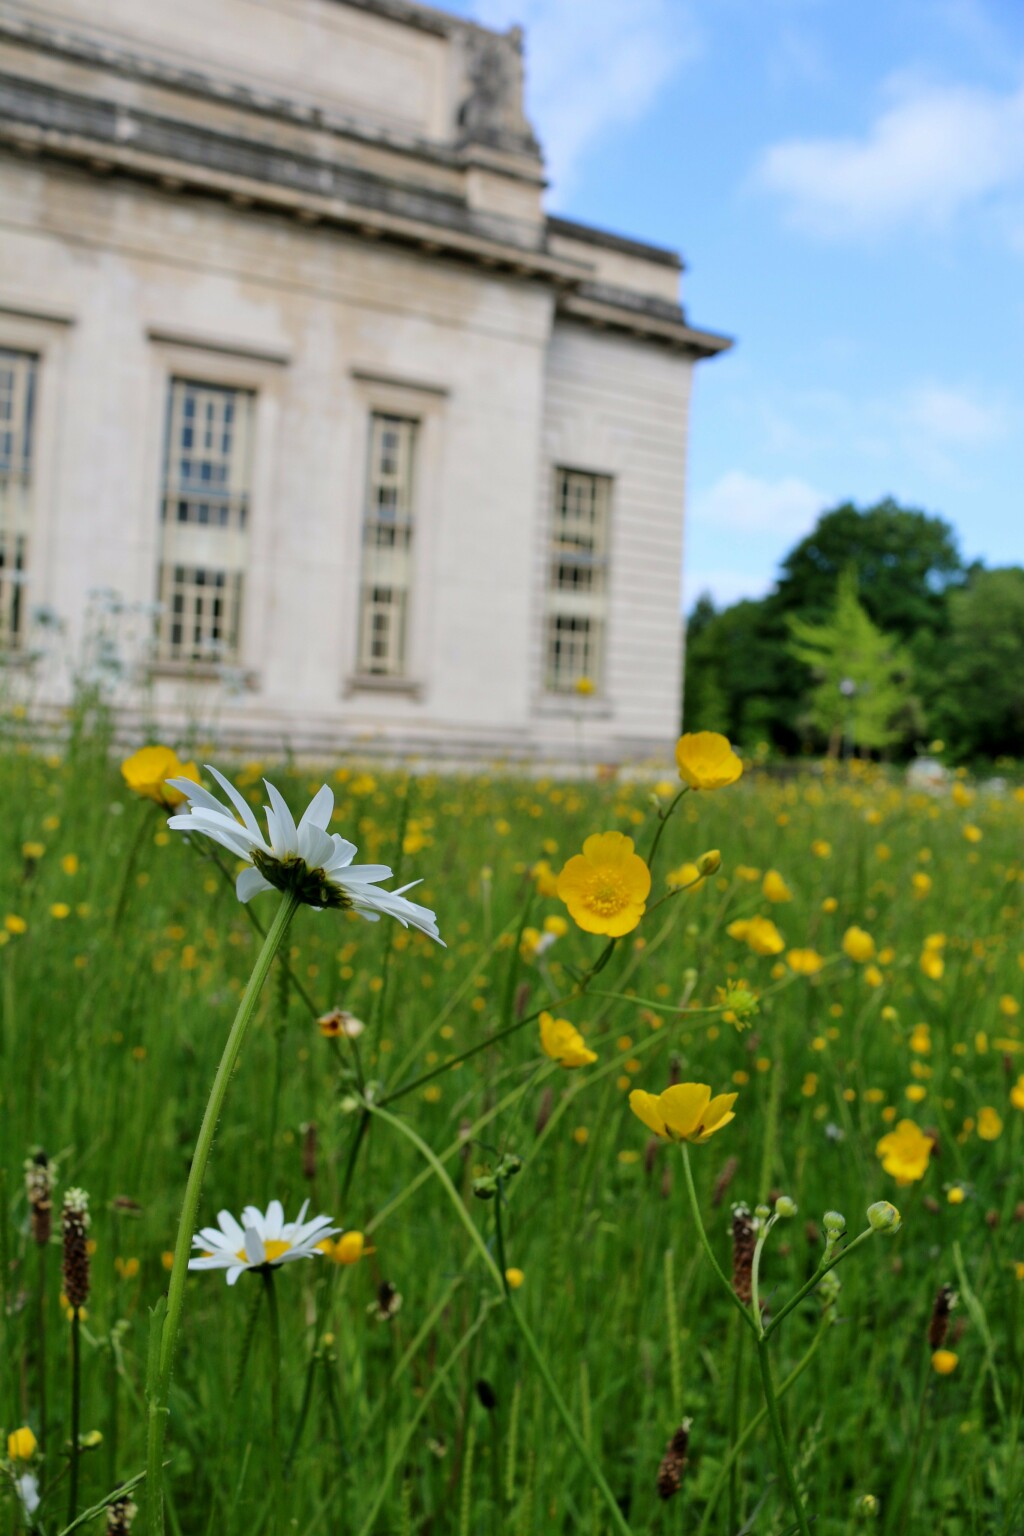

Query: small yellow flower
[744,915,785,956]
[629,1082,737,1144]
[976,1106,1003,1141]
[161,1251,174,1271]
[557,832,651,937]
[912,872,932,898]
[50,903,70,920]
[22,841,45,860]
[121,745,200,810]
[786,948,824,975]
[539,1012,597,1068]
[762,869,792,903]
[61,853,79,875]
[7,1426,37,1461]
[947,1185,966,1205]
[4,914,27,935]
[821,895,838,913]
[909,1025,931,1054]
[319,1232,373,1265]
[998,995,1019,1017]
[674,732,743,791]
[843,927,875,963]
[114,1256,140,1280]
[532,859,560,898]
[667,861,703,891]
[876,1120,933,1184]
[931,1349,958,1376]
[864,964,884,988]
[963,824,982,844]
[575,675,596,697]
[919,949,945,981]
[1010,1076,1024,1111]
[810,839,832,859]
[505,1267,525,1289]
[542,914,568,938]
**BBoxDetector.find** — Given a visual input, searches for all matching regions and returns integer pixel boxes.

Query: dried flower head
[731,1204,756,1306]
[656,1419,692,1500]
[24,1148,55,1247]
[62,1188,91,1312]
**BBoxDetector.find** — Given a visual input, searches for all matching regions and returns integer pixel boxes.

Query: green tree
[787,569,913,754]
[773,498,964,641]
[928,567,1024,761]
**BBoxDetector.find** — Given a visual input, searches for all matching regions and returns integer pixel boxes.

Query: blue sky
[446,0,1024,611]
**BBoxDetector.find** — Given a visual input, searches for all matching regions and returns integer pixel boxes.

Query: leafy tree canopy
[787,569,913,753]
[772,499,964,641]
[929,566,1024,761]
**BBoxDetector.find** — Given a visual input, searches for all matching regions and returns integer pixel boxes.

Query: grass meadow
[1,724,1022,1536]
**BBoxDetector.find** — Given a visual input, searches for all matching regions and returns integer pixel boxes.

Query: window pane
[546,468,611,692]
[357,414,417,676]
[0,349,38,649]
[156,379,253,663]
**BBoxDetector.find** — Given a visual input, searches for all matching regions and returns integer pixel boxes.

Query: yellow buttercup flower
[505,1267,525,1289]
[557,832,651,937]
[532,859,560,898]
[762,869,792,903]
[876,1119,933,1184]
[667,861,703,891]
[539,1012,597,1068]
[912,872,932,898]
[744,915,785,956]
[931,1349,958,1376]
[629,1082,737,1144]
[318,1231,373,1265]
[842,927,876,963]
[920,949,945,981]
[674,732,743,791]
[1010,1075,1024,1111]
[121,746,200,810]
[786,948,824,975]
[976,1106,1003,1141]
[7,1426,37,1461]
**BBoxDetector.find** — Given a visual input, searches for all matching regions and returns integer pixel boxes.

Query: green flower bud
[822,1210,846,1236]
[774,1195,797,1219]
[855,1493,880,1519]
[867,1200,902,1234]
[755,1203,771,1221]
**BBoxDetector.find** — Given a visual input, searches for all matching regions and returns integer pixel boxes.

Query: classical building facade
[0,0,729,763]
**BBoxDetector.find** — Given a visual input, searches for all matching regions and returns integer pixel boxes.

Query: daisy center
[235,1238,292,1264]
[584,874,630,916]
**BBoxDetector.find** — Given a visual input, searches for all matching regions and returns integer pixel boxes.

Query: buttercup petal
[658,1083,712,1138]
[629,1089,668,1138]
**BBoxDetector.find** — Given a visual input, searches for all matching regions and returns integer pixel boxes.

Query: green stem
[263,1269,282,1536]
[145,890,300,1536]
[695,1320,828,1536]
[68,1307,82,1526]
[755,1335,811,1536]
[645,787,688,870]
[494,1193,634,1536]
[111,808,152,934]
[679,1145,759,1337]
[763,1228,874,1340]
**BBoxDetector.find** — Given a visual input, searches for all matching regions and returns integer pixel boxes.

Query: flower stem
[262,1269,283,1536]
[679,1145,760,1336]
[755,1335,812,1536]
[762,1227,874,1339]
[145,890,301,1536]
[493,1193,634,1536]
[67,1306,82,1526]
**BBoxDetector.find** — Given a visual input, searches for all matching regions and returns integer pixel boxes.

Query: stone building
[0,0,729,763]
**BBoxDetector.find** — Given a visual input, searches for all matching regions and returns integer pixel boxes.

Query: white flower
[16,1473,40,1516]
[188,1199,338,1286]
[166,767,443,943]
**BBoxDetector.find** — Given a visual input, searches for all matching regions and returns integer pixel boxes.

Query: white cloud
[690,470,826,538]
[756,75,1024,237]
[470,0,701,195]
[903,383,1006,448]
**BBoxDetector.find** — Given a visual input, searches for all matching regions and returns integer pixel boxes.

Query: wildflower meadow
[1,720,1022,1536]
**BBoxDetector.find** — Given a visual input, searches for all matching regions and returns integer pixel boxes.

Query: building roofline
[328,0,520,45]
[547,214,684,271]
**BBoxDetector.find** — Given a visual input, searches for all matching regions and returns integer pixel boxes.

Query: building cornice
[0,59,732,355]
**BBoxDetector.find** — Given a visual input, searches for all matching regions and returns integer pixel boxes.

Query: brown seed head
[105,1497,137,1535]
[656,1419,691,1501]
[62,1188,91,1311]
[301,1122,317,1182]
[731,1204,756,1307]
[24,1149,54,1247]
[928,1284,957,1350]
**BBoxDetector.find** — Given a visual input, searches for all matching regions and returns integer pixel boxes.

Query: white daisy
[166,766,443,944]
[16,1474,40,1517]
[188,1199,338,1286]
